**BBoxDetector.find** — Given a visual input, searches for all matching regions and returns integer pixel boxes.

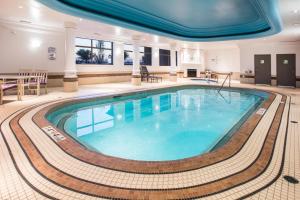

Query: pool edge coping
[32,84,276,174]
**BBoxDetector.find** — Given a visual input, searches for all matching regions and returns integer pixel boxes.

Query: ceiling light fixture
[79,18,83,21]
[293,23,300,26]
[115,47,121,55]
[115,27,121,35]
[18,5,23,9]
[293,9,299,14]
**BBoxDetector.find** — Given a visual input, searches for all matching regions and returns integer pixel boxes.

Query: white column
[132,42,140,75]
[114,41,124,67]
[152,47,160,67]
[131,35,142,85]
[64,21,78,92]
[169,43,178,82]
[200,49,205,72]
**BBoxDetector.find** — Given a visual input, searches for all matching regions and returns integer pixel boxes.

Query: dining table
[0,75,41,103]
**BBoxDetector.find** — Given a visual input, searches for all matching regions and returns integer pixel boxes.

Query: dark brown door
[276,54,296,87]
[255,54,271,85]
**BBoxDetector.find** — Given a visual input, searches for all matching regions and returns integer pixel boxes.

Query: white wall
[179,49,205,77]
[2,22,299,78]
[205,47,240,73]
[0,25,65,73]
[0,23,173,74]
[239,42,300,76]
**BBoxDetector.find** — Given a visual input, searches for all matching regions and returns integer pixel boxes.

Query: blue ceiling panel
[38,0,282,41]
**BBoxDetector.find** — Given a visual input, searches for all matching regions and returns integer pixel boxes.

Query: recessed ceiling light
[18,5,23,9]
[293,9,299,14]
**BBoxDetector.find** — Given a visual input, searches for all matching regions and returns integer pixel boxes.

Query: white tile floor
[16,94,280,189]
[0,79,299,199]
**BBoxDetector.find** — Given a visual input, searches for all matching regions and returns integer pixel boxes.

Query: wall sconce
[115,47,121,55]
[30,38,42,49]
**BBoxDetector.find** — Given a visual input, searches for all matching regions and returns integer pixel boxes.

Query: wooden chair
[199,71,206,79]
[28,69,48,94]
[19,68,33,83]
[205,70,218,82]
[0,80,17,105]
[18,68,33,95]
[211,72,219,83]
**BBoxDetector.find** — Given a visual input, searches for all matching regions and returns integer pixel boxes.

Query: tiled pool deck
[0,80,299,199]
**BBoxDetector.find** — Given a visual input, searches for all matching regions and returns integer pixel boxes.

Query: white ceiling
[0,0,300,48]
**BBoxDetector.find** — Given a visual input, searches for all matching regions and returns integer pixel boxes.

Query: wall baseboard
[240,74,300,88]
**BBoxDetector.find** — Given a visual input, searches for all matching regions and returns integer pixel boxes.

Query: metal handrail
[218,72,232,93]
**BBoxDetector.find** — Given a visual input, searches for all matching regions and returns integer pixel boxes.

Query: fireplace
[187,69,197,77]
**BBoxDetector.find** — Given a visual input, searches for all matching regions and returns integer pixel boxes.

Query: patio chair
[140,66,162,83]
[28,69,48,94]
[0,80,17,105]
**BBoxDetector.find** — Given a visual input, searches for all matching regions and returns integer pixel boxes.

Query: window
[124,45,152,66]
[124,44,133,65]
[160,94,171,112]
[75,38,113,65]
[159,49,171,66]
[142,47,152,66]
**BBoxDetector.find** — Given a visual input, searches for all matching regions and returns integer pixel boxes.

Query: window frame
[123,45,152,66]
[75,37,114,65]
[159,49,171,66]
[124,44,134,66]
[142,47,152,66]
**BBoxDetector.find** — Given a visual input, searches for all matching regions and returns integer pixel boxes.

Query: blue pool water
[47,87,267,161]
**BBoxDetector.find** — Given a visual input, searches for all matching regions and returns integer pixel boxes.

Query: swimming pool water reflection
[47,88,266,161]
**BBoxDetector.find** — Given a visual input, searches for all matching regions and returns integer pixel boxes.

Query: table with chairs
[0,69,48,105]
